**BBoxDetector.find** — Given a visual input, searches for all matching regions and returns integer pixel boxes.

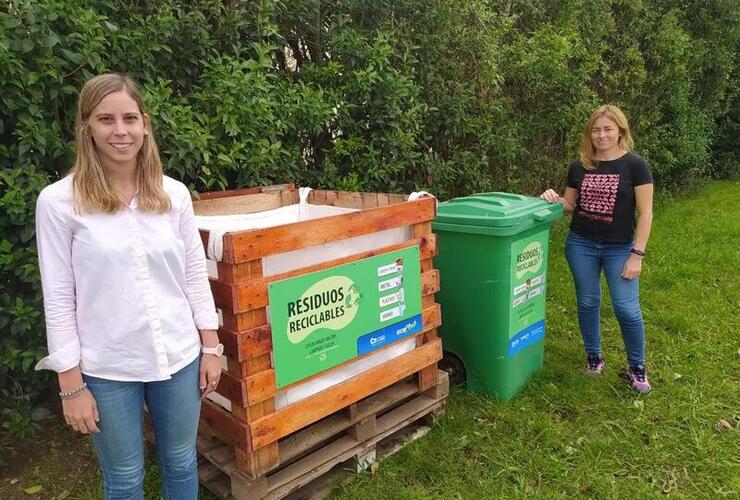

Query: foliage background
[1,0,738,434]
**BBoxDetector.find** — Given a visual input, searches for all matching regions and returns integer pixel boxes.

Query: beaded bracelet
[59,382,87,400]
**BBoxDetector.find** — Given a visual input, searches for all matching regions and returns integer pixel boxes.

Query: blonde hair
[71,73,170,213]
[579,104,634,169]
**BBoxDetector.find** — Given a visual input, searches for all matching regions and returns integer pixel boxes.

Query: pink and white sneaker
[627,364,652,393]
[585,354,605,376]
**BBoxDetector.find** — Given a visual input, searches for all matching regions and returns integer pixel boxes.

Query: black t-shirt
[566,152,653,243]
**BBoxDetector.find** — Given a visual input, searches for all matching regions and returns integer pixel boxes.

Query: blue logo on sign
[508,320,545,357]
[357,314,423,355]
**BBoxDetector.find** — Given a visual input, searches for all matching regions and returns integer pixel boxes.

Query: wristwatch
[201,343,224,357]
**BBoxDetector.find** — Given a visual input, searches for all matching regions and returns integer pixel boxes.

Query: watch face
[204,343,224,356]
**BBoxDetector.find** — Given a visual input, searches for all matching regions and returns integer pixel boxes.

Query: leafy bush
[1,0,737,436]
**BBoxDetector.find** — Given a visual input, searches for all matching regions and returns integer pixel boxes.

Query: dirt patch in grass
[0,415,99,500]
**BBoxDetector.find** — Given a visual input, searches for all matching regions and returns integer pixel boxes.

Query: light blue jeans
[565,232,646,366]
[83,357,201,500]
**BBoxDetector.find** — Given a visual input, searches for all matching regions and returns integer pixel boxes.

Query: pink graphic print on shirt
[580,173,619,223]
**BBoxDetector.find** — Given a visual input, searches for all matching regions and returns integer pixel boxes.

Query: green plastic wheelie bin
[432,192,563,400]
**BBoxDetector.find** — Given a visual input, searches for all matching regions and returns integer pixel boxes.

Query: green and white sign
[268,246,423,388]
[507,231,549,357]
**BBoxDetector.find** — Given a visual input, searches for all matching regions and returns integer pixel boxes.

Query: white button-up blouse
[34,175,219,381]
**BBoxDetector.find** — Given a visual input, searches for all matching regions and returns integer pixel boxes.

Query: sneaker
[627,364,652,393]
[585,353,605,376]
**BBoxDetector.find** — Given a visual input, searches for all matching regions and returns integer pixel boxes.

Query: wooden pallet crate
[198,370,449,500]
[192,186,444,481]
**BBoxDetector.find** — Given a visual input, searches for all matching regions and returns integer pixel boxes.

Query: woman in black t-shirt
[541,105,654,393]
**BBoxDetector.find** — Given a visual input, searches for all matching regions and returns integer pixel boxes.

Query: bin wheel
[440,352,466,386]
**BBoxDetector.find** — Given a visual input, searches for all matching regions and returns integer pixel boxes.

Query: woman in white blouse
[35,73,222,499]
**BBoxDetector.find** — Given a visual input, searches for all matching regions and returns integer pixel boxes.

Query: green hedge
[1,0,737,436]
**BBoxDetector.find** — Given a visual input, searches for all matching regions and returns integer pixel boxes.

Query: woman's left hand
[621,255,643,280]
[199,354,222,397]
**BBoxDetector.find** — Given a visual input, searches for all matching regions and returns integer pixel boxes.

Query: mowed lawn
[330,180,739,499]
[5,181,737,500]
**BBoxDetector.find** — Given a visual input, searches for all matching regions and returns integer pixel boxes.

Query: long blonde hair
[71,73,170,213]
[579,104,634,169]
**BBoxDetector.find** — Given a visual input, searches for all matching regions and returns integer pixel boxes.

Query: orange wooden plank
[216,259,263,284]
[193,186,264,200]
[223,236,437,313]
[192,184,294,202]
[193,192,290,216]
[209,278,237,311]
[199,229,210,253]
[417,363,438,392]
[421,269,440,297]
[220,325,272,363]
[234,304,442,408]
[220,308,267,333]
[215,370,246,406]
[225,197,436,263]
[223,295,438,363]
[248,337,442,449]
[231,266,438,314]
[413,221,433,237]
[200,399,251,451]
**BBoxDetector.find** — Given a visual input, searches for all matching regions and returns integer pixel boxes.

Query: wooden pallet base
[198,370,449,500]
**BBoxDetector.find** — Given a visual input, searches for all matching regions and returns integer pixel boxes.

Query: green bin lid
[433,192,563,235]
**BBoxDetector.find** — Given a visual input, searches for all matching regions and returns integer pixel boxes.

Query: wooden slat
[222,293,439,364]
[210,278,237,311]
[337,191,364,209]
[220,324,271,363]
[360,192,380,209]
[421,269,440,297]
[216,259,262,284]
[215,370,246,405]
[222,303,441,408]
[388,194,408,204]
[230,265,438,314]
[192,184,295,202]
[267,383,447,499]
[198,229,210,253]
[417,363,438,392]
[193,192,292,216]
[220,307,267,333]
[218,235,436,313]
[278,380,419,464]
[200,399,251,451]
[413,221,433,237]
[198,372,448,498]
[225,197,436,263]
[249,337,442,450]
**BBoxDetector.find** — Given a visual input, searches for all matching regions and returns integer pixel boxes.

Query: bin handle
[533,208,558,222]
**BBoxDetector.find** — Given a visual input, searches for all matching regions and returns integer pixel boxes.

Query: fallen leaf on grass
[24,485,43,494]
[633,400,644,410]
[56,490,71,500]
[673,373,682,380]
[715,419,732,431]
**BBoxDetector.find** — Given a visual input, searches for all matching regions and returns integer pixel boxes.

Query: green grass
[328,180,740,499]
[18,181,738,499]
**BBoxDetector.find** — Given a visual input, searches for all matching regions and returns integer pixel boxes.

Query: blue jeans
[565,232,645,366]
[83,357,201,500]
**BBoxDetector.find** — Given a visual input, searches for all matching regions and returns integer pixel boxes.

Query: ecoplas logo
[286,276,362,343]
